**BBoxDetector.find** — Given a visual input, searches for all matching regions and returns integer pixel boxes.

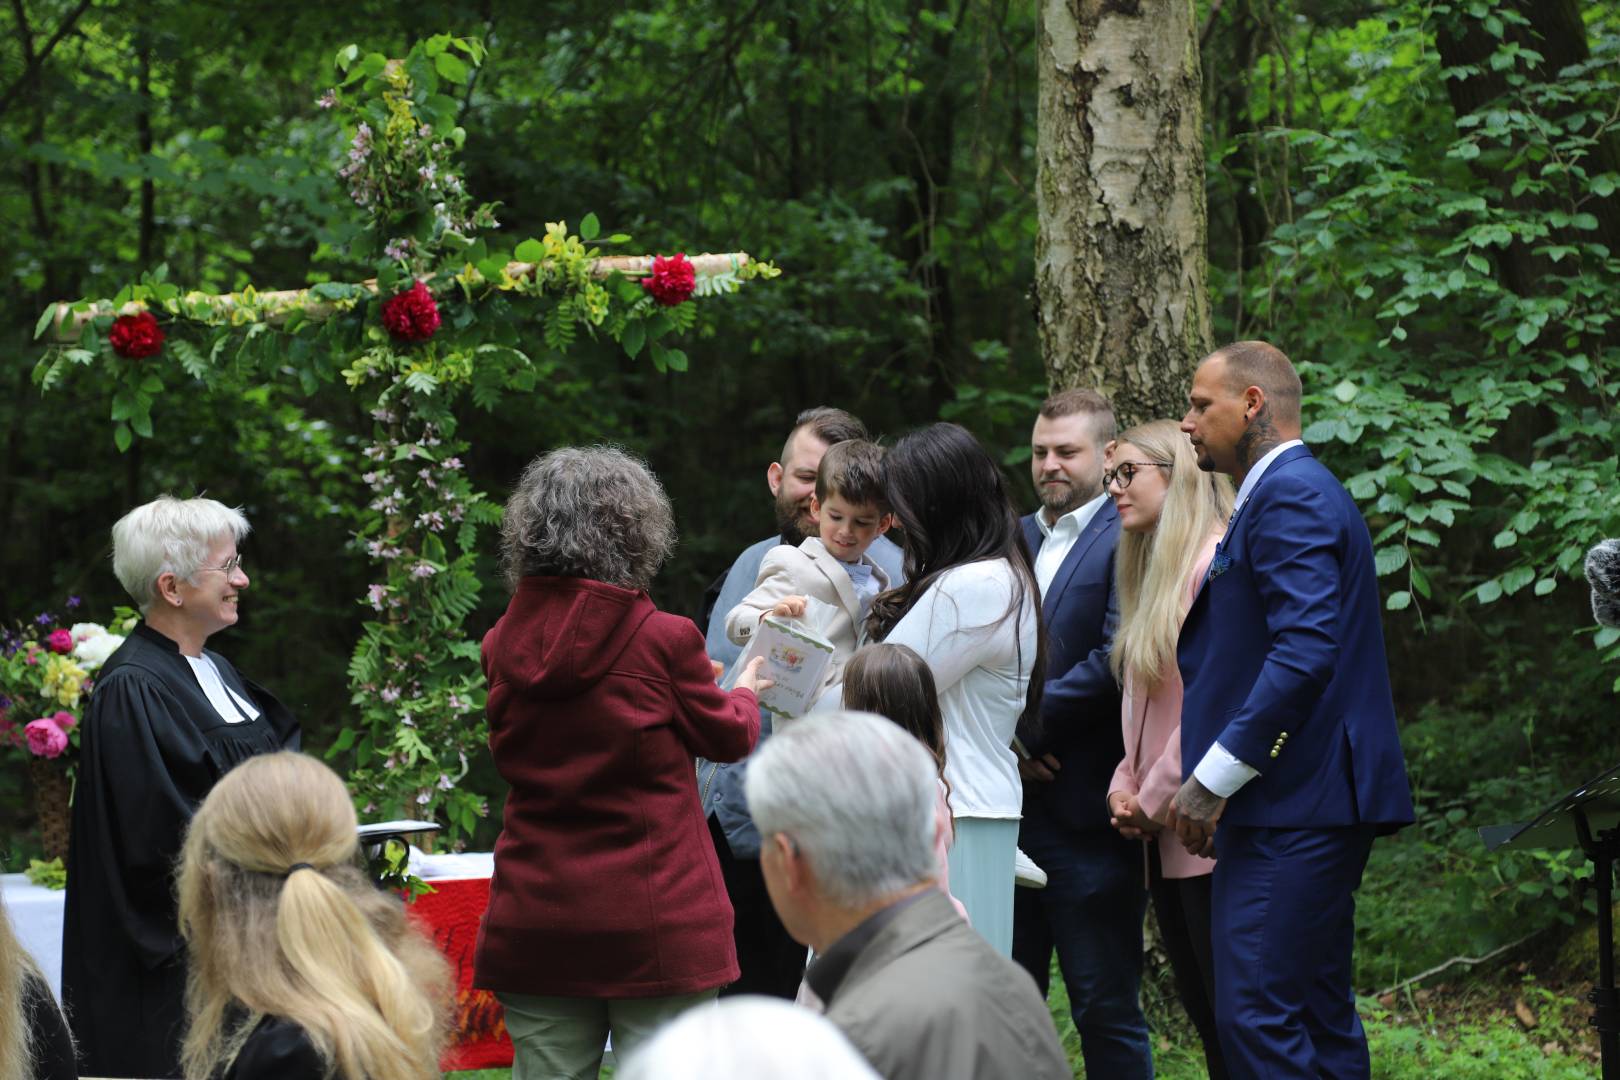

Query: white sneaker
[1014,847,1048,889]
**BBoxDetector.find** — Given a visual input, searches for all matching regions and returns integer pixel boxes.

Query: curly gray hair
[500,446,676,592]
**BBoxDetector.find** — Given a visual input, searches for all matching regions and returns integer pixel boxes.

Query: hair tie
[285,862,317,877]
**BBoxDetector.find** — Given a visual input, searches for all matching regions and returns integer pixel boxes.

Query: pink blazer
[1108,534,1220,880]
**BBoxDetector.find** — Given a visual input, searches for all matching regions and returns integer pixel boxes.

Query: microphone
[1587,539,1620,629]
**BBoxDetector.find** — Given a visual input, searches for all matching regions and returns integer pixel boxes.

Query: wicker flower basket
[28,757,72,861]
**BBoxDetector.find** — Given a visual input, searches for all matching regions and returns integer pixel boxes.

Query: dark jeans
[1013,809,1153,1080]
[1148,842,1229,1080]
[1212,825,1376,1080]
[707,814,805,999]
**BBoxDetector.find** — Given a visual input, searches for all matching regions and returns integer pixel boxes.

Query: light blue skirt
[946,817,1019,956]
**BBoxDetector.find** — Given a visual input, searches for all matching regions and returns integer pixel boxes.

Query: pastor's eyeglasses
[1103,461,1173,491]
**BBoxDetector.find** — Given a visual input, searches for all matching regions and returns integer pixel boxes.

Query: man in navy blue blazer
[1011,389,1153,1079]
[1172,341,1414,1079]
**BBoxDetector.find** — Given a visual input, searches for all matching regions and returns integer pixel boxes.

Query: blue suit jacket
[1017,502,1123,833]
[1176,445,1414,830]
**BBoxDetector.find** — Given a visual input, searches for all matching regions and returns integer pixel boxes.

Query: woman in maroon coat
[475,446,769,1079]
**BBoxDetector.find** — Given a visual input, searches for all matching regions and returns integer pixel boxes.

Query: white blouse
[882,559,1038,819]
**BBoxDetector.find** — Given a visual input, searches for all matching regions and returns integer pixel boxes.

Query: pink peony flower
[24,718,68,759]
[45,629,73,654]
[50,710,76,732]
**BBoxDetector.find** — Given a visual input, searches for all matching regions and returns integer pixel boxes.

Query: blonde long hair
[177,752,451,1080]
[1110,420,1236,693]
[0,895,53,1079]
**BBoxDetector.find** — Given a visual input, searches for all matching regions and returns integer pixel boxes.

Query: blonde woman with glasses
[1102,419,1234,1080]
[177,751,450,1079]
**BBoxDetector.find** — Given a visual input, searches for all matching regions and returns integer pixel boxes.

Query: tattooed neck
[1233,406,1283,482]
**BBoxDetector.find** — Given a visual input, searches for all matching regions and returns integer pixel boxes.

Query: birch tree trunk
[1035,0,1212,428]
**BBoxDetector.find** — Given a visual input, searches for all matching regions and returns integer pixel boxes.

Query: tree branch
[0,0,94,123]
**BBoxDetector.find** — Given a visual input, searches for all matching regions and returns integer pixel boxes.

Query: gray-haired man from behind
[746,712,1071,1080]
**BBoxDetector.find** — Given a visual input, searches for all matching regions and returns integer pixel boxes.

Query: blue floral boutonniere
[1210,551,1233,579]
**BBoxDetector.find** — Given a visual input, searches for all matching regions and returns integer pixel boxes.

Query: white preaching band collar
[183,653,261,724]
[1034,492,1108,599]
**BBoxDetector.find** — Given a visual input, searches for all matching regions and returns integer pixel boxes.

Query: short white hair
[112,496,250,612]
[745,711,937,908]
[617,996,879,1080]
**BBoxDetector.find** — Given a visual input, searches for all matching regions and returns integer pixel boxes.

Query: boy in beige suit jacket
[726,441,893,693]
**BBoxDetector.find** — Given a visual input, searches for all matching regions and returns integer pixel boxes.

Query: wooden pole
[41,252,753,342]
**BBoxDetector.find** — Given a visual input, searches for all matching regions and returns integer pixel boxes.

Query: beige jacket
[824,890,1071,1080]
[723,537,888,688]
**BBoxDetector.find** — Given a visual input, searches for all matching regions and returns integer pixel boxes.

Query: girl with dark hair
[842,643,968,921]
[865,423,1044,955]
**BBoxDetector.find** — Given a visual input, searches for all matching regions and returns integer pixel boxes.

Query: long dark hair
[865,422,1046,726]
[843,643,952,813]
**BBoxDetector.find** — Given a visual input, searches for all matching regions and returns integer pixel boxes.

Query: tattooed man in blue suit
[1172,341,1414,1080]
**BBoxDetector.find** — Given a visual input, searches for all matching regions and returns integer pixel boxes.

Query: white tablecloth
[1,873,64,999]
[0,853,494,1007]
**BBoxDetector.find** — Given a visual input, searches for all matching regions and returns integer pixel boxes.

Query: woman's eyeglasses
[1103,461,1173,491]
[198,554,244,574]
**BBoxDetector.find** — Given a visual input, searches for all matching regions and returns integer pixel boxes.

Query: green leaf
[579,213,600,241]
[1476,580,1503,604]
[514,239,545,262]
[1374,547,1408,576]
[33,304,60,340]
[1332,380,1358,403]
[434,51,469,84]
[113,423,133,453]
[1386,591,1413,612]
[621,320,645,359]
[1515,321,1539,345]
[664,348,689,372]
[1493,529,1518,549]
[1533,578,1557,596]
[335,44,359,72]
[129,409,153,439]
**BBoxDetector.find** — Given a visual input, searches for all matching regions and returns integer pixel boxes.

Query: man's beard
[775,491,817,545]
[1038,475,1101,518]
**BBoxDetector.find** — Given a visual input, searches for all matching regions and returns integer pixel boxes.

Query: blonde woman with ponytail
[1102,419,1234,1080]
[177,752,450,1079]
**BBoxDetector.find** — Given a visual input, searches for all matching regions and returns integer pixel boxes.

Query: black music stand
[1480,762,1620,1079]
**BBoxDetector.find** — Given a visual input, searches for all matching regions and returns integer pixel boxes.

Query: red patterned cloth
[407,877,514,1070]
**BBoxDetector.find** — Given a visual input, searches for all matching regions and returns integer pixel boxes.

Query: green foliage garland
[30,33,777,838]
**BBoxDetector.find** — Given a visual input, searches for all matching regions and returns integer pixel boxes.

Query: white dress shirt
[1033,492,1109,598]
[1191,439,1304,798]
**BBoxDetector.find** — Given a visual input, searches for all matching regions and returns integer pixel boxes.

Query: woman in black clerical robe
[62,496,298,1079]
[176,752,449,1080]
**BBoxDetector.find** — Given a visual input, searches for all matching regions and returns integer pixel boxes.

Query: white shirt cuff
[1192,741,1259,799]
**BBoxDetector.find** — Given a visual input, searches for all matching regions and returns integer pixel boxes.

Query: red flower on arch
[382,281,441,343]
[641,253,696,307]
[108,311,165,359]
